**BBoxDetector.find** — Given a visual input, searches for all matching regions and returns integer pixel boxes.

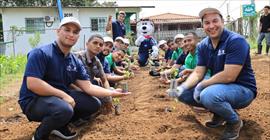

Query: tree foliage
[0,0,117,7]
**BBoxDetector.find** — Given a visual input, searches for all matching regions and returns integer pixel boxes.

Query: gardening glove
[151,45,159,58]
[166,84,187,98]
[193,82,204,103]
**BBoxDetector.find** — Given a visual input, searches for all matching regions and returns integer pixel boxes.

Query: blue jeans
[258,32,270,46]
[24,90,101,139]
[178,84,255,123]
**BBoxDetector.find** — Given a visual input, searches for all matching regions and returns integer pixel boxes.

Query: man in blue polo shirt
[168,8,256,140]
[19,17,130,140]
[106,11,126,40]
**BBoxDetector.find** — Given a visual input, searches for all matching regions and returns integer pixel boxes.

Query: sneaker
[221,120,243,140]
[205,114,225,128]
[149,70,160,76]
[51,126,77,140]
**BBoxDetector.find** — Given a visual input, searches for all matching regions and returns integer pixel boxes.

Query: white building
[0,6,152,55]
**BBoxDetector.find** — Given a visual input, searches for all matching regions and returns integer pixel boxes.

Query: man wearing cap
[169,8,256,140]
[158,40,173,64]
[106,11,126,40]
[170,34,184,65]
[18,17,130,140]
[257,5,270,55]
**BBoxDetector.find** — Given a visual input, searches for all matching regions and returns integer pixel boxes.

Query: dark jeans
[24,90,101,139]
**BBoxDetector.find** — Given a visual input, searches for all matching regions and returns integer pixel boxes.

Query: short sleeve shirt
[74,51,106,83]
[164,48,173,61]
[105,53,116,72]
[171,48,183,61]
[176,52,188,65]
[185,51,197,69]
[260,14,270,33]
[19,42,89,112]
[112,20,126,40]
[97,53,111,74]
[197,29,257,95]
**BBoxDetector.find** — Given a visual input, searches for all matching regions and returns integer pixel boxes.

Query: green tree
[28,32,41,48]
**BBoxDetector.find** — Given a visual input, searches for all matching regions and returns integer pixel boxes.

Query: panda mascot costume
[135,19,158,67]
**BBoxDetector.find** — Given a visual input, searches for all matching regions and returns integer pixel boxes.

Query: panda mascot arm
[151,45,159,58]
[135,35,145,46]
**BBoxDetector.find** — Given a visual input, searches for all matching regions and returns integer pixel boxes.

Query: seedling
[122,82,128,93]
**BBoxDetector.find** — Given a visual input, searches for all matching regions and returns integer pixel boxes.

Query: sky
[100,0,270,20]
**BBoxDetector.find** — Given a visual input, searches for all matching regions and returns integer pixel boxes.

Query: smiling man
[169,8,257,140]
[18,17,130,140]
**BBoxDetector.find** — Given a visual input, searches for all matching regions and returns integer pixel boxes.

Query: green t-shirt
[185,51,197,69]
[185,51,211,76]
[105,53,116,72]
[171,48,183,61]
[127,48,131,56]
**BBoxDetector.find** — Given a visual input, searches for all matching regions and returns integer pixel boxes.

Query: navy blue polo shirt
[19,42,89,112]
[176,52,188,65]
[197,29,257,96]
[112,20,126,40]
[164,48,173,61]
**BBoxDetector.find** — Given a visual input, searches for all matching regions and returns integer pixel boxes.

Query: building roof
[0,6,154,9]
[143,13,201,24]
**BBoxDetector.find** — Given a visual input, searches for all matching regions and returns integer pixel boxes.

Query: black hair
[87,34,104,42]
[184,32,199,39]
[167,39,174,45]
[264,5,270,9]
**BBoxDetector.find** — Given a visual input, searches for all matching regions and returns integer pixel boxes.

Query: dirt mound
[0,55,269,140]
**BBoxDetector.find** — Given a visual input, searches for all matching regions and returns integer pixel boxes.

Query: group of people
[18,6,265,140]
[19,14,135,140]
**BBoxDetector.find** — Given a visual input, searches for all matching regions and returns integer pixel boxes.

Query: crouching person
[18,17,130,140]
[74,34,113,115]
[168,8,256,140]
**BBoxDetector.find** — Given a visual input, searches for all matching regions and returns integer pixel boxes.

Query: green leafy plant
[28,32,41,48]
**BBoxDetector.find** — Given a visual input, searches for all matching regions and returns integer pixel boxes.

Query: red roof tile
[142,13,200,24]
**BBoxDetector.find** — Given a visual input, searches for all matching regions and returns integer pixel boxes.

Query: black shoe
[149,70,160,76]
[51,126,77,140]
[221,120,243,140]
[205,114,225,128]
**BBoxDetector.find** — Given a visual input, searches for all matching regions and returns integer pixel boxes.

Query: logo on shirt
[66,64,77,72]
[218,49,226,56]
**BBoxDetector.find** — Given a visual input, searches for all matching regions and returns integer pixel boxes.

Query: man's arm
[199,64,242,88]
[27,77,75,107]
[182,66,206,88]
[74,80,129,97]
[106,15,112,32]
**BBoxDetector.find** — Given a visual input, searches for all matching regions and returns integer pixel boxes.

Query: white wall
[1,7,140,55]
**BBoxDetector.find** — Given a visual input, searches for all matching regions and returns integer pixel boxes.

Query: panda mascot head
[136,19,155,37]
[135,19,158,67]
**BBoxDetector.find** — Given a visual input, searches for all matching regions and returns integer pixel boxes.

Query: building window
[25,18,45,33]
[90,17,106,32]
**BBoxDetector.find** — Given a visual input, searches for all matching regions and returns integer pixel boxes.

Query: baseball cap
[157,40,167,48]
[123,38,130,45]
[103,36,114,44]
[119,11,126,16]
[174,34,184,42]
[199,7,221,19]
[59,17,81,30]
[115,36,125,43]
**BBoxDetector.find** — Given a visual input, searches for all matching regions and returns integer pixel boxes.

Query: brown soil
[0,55,269,140]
